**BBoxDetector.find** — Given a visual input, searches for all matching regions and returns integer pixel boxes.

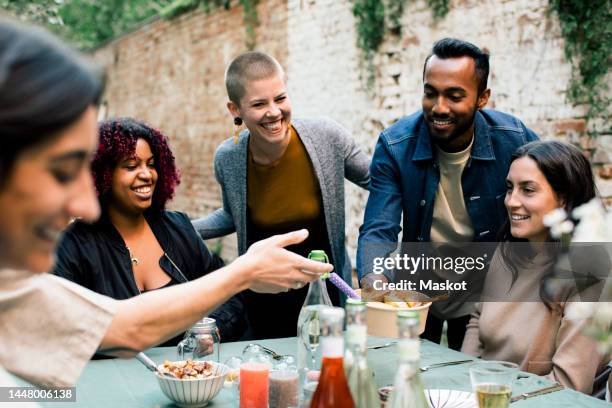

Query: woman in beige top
[461,140,608,394]
[0,18,331,387]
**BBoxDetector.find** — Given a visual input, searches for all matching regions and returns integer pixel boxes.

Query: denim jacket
[357,109,538,280]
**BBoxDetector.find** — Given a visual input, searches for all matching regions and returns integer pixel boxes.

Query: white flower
[565,302,596,321]
[560,220,574,234]
[550,220,575,239]
[572,198,606,220]
[592,302,612,327]
[572,199,611,242]
[544,208,568,228]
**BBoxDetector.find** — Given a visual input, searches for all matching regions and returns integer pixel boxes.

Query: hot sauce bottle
[310,307,355,408]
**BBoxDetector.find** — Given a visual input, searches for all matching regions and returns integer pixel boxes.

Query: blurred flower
[572,199,611,242]
[549,199,611,355]
[550,220,575,240]
[544,208,568,229]
[592,303,612,327]
[566,302,596,320]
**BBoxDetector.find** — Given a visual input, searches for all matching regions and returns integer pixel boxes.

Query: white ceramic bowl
[156,361,229,407]
[365,300,430,337]
[355,289,431,337]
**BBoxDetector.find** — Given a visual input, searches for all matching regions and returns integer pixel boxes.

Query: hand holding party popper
[308,249,360,300]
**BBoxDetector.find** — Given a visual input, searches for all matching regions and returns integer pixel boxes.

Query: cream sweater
[461,248,607,394]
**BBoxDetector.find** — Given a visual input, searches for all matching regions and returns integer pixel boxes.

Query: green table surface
[38,337,607,408]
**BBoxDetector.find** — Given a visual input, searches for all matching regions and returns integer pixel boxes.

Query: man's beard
[447,107,477,143]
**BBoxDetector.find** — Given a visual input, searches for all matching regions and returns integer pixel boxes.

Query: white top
[0,269,118,387]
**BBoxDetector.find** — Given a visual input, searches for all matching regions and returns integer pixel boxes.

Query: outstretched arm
[99,229,333,357]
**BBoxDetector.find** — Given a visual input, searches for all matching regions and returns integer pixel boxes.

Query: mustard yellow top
[247,125,323,230]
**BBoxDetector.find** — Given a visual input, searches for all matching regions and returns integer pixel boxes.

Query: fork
[510,383,565,402]
[419,359,473,372]
[367,341,397,350]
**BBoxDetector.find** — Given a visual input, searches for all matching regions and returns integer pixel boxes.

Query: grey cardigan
[192,117,370,284]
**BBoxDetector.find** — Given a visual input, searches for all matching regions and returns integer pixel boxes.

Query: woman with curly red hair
[54,117,243,344]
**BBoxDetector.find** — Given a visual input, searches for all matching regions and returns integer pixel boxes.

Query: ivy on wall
[427,0,449,20]
[549,0,611,123]
[350,0,448,87]
[352,0,385,58]
[351,0,610,133]
[350,0,449,58]
[161,0,259,49]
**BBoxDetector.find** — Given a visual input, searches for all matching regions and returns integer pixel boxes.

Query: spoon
[243,343,285,361]
[135,352,177,379]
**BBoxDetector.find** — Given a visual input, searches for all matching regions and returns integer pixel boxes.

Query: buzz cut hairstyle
[225,51,285,105]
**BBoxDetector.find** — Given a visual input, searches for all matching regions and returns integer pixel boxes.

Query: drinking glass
[469,361,518,408]
[224,356,243,406]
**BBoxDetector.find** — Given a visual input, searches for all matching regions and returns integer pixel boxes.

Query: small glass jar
[177,317,220,362]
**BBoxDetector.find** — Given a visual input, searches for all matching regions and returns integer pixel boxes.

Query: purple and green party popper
[308,250,360,300]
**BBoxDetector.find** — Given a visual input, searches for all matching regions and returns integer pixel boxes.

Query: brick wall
[285,0,611,260]
[94,0,611,263]
[94,0,289,259]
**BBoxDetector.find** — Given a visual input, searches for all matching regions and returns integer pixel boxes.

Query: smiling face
[107,138,158,217]
[0,106,100,272]
[228,73,291,146]
[422,55,490,152]
[505,156,563,242]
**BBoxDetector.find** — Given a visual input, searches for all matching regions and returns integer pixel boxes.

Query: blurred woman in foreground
[0,18,331,387]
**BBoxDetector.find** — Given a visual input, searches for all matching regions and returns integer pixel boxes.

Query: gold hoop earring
[233,117,242,144]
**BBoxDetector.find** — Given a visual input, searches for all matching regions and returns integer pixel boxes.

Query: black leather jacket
[53,210,245,342]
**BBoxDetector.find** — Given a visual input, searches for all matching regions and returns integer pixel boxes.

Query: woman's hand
[238,229,334,293]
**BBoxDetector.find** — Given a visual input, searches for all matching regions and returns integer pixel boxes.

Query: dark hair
[94,118,181,213]
[498,140,598,307]
[499,140,597,244]
[423,38,490,94]
[0,18,105,184]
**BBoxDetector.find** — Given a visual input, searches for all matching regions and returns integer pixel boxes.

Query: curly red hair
[93,118,180,213]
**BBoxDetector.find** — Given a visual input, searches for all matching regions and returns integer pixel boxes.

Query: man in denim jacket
[357,38,539,350]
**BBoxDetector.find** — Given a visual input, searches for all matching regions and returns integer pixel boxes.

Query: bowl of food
[156,359,229,407]
[355,289,431,337]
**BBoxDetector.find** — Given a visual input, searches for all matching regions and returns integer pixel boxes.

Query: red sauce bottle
[310,307,355,408]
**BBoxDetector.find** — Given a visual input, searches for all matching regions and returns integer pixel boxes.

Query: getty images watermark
[359,242,610,302]
[370,252,488,291]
